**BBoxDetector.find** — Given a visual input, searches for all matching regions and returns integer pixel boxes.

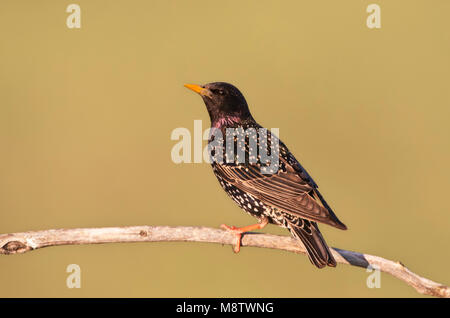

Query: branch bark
[0,225,448,298]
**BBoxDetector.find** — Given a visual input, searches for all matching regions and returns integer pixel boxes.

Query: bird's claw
[220,224,243,253]
[220,224,238,231]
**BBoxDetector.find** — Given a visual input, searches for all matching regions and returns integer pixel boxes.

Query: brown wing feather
[214,157,346,229]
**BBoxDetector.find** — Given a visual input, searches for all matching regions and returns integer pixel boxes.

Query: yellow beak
[184,84,212,98]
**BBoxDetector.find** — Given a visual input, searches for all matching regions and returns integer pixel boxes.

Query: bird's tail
[287,220,336,269]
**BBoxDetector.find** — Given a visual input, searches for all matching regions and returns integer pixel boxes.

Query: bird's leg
[220,216,269,253]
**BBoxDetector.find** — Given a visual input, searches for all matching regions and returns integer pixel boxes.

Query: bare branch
[0,225,448,298]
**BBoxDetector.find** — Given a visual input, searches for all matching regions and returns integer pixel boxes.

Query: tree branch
[0,225,448,298]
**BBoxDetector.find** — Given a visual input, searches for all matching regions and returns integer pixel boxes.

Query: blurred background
[0,0,449,297]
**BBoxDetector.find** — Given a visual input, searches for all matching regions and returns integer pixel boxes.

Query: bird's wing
[214,154,346,230]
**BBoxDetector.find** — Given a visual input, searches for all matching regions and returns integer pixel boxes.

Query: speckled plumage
[186,82,347,268]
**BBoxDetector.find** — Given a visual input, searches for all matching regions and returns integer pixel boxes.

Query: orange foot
[220,217,269,253]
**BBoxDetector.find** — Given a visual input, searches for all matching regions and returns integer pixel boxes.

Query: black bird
[185,82,347,268]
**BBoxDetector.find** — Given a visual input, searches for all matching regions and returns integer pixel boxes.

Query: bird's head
[184,82,253,126]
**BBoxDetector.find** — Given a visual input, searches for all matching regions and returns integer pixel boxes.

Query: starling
[184,82,347,268]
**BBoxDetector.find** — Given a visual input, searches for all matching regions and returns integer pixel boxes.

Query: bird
[184,82,347,268]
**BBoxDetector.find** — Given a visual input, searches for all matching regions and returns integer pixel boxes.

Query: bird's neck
[211,115,244,129]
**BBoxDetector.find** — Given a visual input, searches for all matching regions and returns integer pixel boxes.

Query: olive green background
[0,0,449,297]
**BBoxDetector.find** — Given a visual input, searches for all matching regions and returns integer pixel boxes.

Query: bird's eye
[218,90,225,95]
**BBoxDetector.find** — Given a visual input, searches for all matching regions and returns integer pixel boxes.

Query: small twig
[0,225,448,298]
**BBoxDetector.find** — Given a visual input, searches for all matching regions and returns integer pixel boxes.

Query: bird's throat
[211,115,244,129]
